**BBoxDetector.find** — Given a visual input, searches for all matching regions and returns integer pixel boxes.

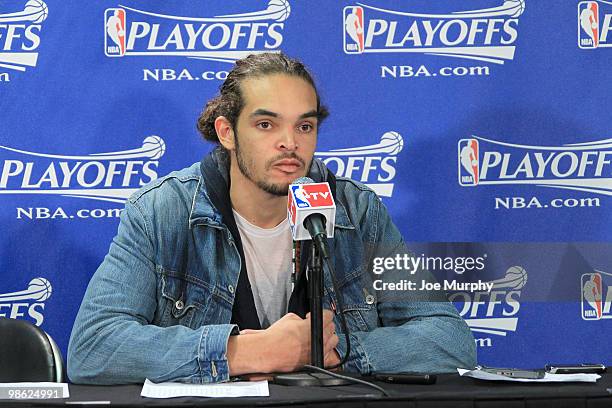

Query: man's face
[232,74,319,196]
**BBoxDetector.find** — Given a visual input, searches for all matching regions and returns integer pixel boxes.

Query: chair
[0,318,64,382]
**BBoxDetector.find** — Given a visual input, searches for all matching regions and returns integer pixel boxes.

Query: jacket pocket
[155,265,211,329]
[340,303,379,332]
[330,268,379,332]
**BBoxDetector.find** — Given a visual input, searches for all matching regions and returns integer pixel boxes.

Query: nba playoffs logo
[581,272,611,320]
[0,0,48,73]
[0,277,52,326]
[103,1,290,63]
[341,1,525,64]
[458,139,479,186]
[105,8,126,56]
[449,266,527,344]
[316,131,403,198]
[344,6,364,53]
[578,1,612,49]
[0,136,165,204]
[457,136,612,196]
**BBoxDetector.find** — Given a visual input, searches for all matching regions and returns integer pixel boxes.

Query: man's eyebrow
[250,109,278,118]
[249,109,319,120]
[299,110,319,120]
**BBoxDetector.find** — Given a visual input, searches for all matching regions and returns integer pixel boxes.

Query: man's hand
[310,311,342,369]
[325,348,342,369]
[227,310,339,375]
[262,312,311,372]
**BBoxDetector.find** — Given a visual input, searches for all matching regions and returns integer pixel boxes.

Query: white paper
[457,368,601,383]
[141,379,269,398]
[0,382,69,398]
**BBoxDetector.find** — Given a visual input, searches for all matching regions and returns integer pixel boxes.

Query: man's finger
[324,333,339,351]
[323,321,336,335]
[239,329,262,335]
[241,373,275,382]
[324,348,342,370]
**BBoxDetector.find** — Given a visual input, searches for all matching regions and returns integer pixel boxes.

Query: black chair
[0,318,64,382]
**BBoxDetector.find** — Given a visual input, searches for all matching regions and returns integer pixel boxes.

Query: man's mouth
[272,158,303,173]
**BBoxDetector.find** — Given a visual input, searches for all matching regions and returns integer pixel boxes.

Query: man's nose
[278,128,298,151]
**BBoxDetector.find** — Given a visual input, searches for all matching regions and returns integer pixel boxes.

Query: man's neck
[229,164,287,229]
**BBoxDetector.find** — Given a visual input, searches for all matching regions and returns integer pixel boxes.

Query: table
[2,373,611,407]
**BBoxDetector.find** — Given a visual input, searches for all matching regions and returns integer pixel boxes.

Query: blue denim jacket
[68,148,476,384]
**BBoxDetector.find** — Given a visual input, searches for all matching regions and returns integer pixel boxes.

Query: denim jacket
[68,148,476,384]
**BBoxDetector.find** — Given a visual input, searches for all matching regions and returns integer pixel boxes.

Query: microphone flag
[287,179,336,241]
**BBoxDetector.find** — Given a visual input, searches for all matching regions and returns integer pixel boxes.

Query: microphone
[286,177,353,376]
[287,177,336,258]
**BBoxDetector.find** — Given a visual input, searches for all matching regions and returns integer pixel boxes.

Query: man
[68,53,476,384]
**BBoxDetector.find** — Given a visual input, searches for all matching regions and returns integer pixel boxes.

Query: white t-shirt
[233,210,293,328]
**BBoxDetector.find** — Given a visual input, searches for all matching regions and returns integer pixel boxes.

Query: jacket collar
[189,147,354,230]
[189,148,227,229]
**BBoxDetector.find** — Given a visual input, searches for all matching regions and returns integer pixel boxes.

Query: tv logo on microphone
[288,182,336,241]
[290,184,334,208]
[581,271,612,320]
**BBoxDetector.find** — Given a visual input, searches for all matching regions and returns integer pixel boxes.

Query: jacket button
[228,285,235,294]
[175,300,184,310]
[365,295,375,305]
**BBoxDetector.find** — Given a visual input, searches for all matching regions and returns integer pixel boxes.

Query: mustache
[266,153,306,168]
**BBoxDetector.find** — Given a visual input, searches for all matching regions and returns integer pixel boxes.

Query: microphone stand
[309,241,325,368]
[274,241,352,386]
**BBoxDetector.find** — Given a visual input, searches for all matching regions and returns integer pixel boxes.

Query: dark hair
[197,52,329,143]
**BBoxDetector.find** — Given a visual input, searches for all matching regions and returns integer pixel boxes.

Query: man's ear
[215,116,235,150]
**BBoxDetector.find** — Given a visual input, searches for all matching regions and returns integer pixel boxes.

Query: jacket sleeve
[67,201,237,385]
[334,194,477,374]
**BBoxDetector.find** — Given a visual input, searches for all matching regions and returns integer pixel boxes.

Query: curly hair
[196,52,329,143]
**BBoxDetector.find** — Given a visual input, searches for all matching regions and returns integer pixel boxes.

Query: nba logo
[581,273,604,320]
[343,6,364,54]
[458,139,479,186]
[291,185,311,208]
[578,1,599,49]
[288,193,297,224]
[105,8,126,57]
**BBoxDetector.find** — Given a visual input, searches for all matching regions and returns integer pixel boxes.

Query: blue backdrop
[1,0,611,369]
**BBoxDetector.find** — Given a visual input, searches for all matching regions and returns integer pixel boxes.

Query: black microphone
[287,177,352,374]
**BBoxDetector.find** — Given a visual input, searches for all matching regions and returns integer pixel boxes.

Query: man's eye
[298,123,313,132]
[257,122,272,129]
